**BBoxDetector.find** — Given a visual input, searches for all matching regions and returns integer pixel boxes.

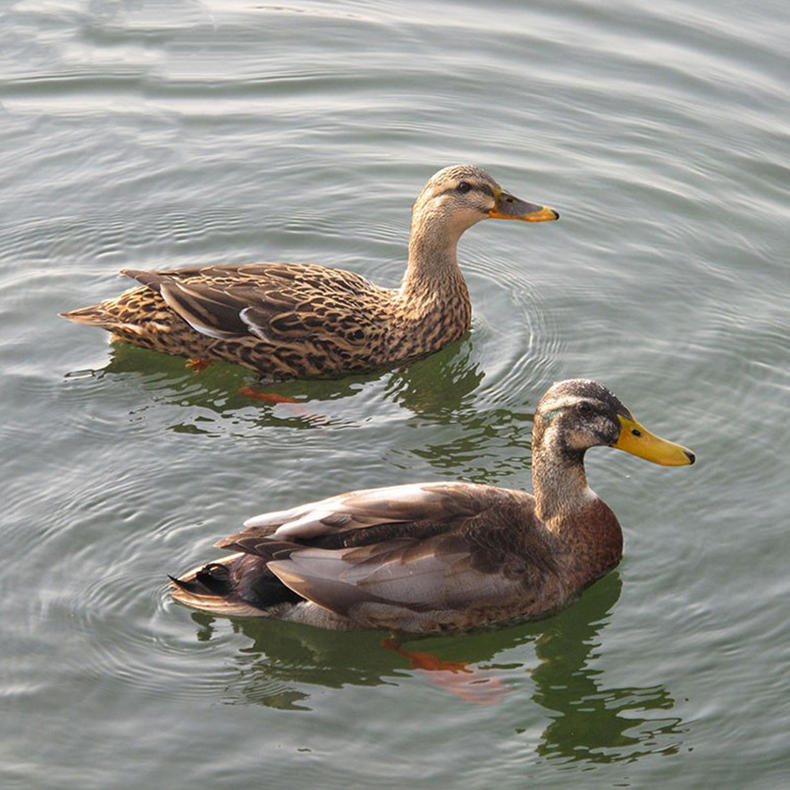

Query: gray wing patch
[268,534,514,618]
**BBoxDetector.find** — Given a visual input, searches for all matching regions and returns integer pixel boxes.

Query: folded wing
[214,482,539,626]
[122,263,384,348]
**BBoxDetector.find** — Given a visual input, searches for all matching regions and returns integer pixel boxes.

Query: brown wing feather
[122,263,388,348]
[218,482,495,551]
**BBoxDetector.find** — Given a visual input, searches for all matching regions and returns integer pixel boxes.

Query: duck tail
[170,562,232,596]
[59,270,154,330]
[169,555,271,617]
[59,300,150,338]
[58,303,117,328]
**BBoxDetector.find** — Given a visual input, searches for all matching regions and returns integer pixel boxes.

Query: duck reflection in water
[73,331,485,427]
[185,572,684,763]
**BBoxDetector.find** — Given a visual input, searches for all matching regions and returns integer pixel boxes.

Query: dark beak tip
[684,450,696,465]
[551,209,560,220]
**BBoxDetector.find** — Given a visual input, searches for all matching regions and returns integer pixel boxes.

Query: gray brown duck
[60,165,558,378]
[171,379,695,632]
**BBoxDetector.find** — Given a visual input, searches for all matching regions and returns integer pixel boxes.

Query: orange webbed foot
[186,359,212,374]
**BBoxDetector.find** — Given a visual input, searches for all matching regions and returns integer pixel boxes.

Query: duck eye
[578,401,593,414]
[457,181,472,194]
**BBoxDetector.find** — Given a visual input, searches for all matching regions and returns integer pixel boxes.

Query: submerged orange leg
[186,359,212,373]
[381,638,471,672]
[381,638,508,706]
[238,386,299,404]
[238,386,328,425]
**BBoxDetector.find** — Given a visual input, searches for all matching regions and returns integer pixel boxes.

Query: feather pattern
[59,165,558,378]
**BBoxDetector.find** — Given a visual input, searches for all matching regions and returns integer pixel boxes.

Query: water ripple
[2,0,789,785]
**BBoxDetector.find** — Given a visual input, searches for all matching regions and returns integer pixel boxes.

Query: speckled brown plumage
[60,165,558,378]
[170,380,695,632]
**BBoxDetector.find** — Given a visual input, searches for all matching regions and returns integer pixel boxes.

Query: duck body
[60,165,558,378]
[171,380,694,632]
[172,483,620,632]
[69,262,465,379]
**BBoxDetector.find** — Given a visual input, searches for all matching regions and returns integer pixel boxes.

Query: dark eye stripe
[437,182,494,198]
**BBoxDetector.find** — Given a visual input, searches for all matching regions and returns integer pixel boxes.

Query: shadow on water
[182,572,684,763]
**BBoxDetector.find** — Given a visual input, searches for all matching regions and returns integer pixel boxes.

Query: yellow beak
[488,188,559,222]
[612,415,695,466]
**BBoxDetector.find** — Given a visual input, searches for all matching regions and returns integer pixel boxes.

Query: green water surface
[1,1,788,788]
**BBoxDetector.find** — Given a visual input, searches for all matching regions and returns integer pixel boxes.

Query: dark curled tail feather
[170,555,303,613]
[169,563,232,596]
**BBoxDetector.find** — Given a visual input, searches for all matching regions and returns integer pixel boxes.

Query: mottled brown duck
[60,165,558,378]
[171,379,695,632]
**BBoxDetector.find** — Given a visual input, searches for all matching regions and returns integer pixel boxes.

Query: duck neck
[531,423,623,582]
[532,426,592,523]
[400,210,471,311]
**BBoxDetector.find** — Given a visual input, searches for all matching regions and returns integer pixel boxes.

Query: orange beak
[488,188,559,222]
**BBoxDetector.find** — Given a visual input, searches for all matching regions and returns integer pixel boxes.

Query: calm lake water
[1,1,788,787]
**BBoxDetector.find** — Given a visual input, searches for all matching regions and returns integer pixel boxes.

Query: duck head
[534,379,695,467]
[410,164,558,244]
